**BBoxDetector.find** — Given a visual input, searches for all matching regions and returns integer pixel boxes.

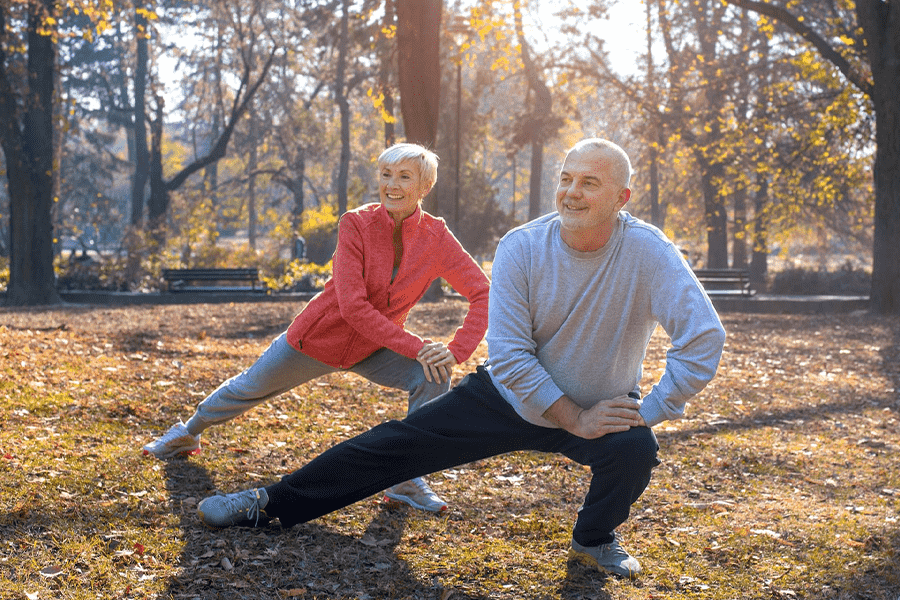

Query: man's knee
[589,427,659,473]
[619,427,658,466]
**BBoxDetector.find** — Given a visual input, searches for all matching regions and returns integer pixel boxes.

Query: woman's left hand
[416,342,458,384]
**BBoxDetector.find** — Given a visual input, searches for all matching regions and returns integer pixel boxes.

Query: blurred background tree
[0,0,893,312]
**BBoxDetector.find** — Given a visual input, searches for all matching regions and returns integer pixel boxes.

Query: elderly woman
[143,143,490,512]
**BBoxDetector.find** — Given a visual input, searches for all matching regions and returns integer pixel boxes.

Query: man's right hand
[542,395,644,439]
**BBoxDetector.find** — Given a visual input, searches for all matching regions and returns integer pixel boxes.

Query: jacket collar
[376,202,424,230]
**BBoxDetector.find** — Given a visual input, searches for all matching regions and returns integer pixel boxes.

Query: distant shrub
[770,264,870,295]
[56,252,134,291]
[261,259,332,293]
[298,204,339,265]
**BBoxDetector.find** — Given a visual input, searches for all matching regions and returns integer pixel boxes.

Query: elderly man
[196,138,726,579]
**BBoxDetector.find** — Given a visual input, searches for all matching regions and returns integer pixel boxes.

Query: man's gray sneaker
[569,536,642,579]
[142,421,201,458]
[383,477,447,512]
[198,488,270,528]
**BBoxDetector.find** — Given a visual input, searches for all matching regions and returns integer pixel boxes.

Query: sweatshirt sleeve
[331,213,425,359]
[639,248,727,427]
[437,227,491,364]
[485,235,566,417]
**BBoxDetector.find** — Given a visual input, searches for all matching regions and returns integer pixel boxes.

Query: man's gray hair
[568,139,632,188]
[378,143,439,189]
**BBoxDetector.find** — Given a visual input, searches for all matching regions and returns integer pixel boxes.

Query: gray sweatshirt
[485,211,726,429]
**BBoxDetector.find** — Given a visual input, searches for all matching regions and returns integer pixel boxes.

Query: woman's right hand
[416,341,457,384]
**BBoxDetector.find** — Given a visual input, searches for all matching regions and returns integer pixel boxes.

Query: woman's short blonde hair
[377,143,439,190]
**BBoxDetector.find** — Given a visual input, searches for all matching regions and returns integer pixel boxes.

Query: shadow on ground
[159,463,623,599]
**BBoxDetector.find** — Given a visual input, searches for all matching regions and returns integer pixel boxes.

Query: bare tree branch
[721,0,873,96]
[166,45,279,191]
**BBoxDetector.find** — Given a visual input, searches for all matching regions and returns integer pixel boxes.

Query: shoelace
[596,535,631,561]
[158,423,189,444]
[221,490,264,527]
[410,478,431,493]
[600,542,629,559]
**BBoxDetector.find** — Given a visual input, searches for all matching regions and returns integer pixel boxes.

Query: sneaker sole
[382,493,447,513]
[142,446,201,459]
[567,548,639,580]
[197,507,271,529]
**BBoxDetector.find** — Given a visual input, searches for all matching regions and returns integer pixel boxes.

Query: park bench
[162,268,265,293]
[693,268,755,297]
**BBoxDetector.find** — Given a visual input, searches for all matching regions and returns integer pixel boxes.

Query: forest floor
[0,299,898,600]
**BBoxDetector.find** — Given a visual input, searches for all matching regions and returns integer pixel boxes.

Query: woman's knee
[407,375,451,414]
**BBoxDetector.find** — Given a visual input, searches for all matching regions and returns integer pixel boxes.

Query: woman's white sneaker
[141,421,201,458]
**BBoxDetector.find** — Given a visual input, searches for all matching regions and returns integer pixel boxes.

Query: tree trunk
[527,141,544,221]
[292,148,306,233]
[1,1,62,306]
[396,0,442,147]
[750,172,769,287]
[749,25,770,288]
[205,22,225,214]
[147,97,168,246]
[694,3,729,268]
[131,5,150,227]
[732,187,748,269]
[247,113,258,249]
[379,0,396,147]
[648,141,663,229]
[646,1,665,230]
[731,11,752,270]
[700,161,729,268]
[335,0,350,216]
[513,2,552,222]
[857,0,900,314]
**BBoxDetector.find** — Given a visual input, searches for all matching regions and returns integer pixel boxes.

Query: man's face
[555,147,631,251]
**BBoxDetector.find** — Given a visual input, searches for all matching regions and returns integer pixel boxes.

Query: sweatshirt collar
[555,213,624,260]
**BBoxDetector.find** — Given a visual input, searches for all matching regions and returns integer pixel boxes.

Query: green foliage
[0,257,8,291]
[454,164,517,257]
[260,258,333,293]
[771,265,871,295]
[297,203,340,265]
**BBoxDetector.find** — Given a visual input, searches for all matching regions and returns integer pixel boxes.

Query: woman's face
[379,159,430,224]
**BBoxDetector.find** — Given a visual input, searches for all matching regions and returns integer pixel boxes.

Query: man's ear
[616,187,632,210]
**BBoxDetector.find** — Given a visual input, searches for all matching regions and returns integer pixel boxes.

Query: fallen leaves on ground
[0,300,898,599]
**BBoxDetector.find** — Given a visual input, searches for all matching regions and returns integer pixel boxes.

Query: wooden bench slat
[162,268,264,293]
[692,268,755,298]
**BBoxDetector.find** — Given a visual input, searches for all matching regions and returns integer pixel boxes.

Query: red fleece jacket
[285,203,490,369]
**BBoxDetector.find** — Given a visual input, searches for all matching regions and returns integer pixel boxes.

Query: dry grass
[0,299,898,600]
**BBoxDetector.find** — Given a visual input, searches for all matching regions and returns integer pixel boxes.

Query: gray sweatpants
[184,333,449,436]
